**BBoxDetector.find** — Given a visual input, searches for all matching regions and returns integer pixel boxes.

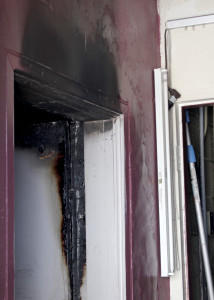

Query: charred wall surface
[20,1,120,112]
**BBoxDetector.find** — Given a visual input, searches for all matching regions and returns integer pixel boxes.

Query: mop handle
[186,110,214,300]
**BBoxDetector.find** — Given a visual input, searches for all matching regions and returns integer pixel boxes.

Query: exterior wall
[0,0,169,299]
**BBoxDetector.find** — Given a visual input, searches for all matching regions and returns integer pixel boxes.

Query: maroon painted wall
[0,0,169,299]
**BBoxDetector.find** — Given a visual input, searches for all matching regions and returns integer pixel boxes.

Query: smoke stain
[52,142,68,264]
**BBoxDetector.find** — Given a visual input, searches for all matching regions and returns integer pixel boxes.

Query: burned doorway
[15,86,85,300]
[14,68,125,300]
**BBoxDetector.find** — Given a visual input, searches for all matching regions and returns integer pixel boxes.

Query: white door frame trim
[83,115,126,300]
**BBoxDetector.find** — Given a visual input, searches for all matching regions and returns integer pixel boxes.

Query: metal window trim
[154,68,175,277]
[167,14,214,30]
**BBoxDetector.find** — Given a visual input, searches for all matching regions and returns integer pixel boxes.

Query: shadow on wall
[21,0,119,108]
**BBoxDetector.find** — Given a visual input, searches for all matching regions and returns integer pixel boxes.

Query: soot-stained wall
[0,0,169,299]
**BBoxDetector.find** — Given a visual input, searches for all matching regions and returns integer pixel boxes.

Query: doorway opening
[183,106,214,300]
[14,68,126,300]
[14,81,86,300]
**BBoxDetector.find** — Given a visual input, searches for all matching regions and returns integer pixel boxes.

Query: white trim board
[154,69,174,277]
[167,14,214,29]
[83,116,126,300]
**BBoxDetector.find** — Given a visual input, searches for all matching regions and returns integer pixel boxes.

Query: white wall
[167,23,214,102]
[158,0,214,69]
[15,149,71,300]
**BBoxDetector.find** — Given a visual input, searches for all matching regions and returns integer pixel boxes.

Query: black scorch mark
[52,142,68,263]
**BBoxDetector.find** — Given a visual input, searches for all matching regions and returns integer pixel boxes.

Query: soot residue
[52,142,68,262]
[21,0,120,115]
